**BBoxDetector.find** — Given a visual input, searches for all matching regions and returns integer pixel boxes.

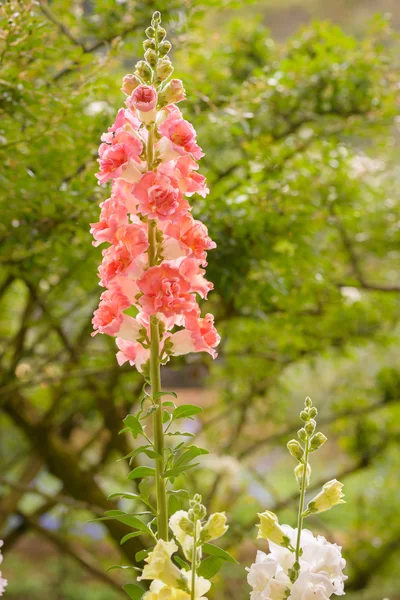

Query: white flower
[247,551,290,600]
[0,573,6,597]
[187,570,211,600]
[138,540,188,590]
[301,535,347,595]
[289,571,334,600]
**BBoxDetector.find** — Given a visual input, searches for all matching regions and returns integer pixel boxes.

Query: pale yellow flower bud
[305,479,345,515]
[257,511,292,548]
[287,439,303,461]
[294,462,311,490]
[201,512,228,543]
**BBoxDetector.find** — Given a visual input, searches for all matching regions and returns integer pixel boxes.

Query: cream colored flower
[257,511,292,548]
[201,512,228,543]
[138,540,189,590]
[305,480,345,515]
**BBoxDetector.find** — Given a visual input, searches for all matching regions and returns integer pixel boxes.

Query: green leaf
[118,445,152,462]
[139,479,150,503]
[197,556,225,579]
[109,492,141,501]
[168,493,181,514]
[173,556,190,571]
[120,531,142,545]
[203,543,239,564]
[153,391,178,400]
[165,431,195,437]
[122,415,144,438]
[106,565,140,572]
[167,488,190,498]
[128,466,156,480]
[163,463,199,478]
[123,583,146,600]
[144,405,158,417]
[172,404,203,421]
[174,446,209,468]
[162,400,176,408]
[135,549,150,562]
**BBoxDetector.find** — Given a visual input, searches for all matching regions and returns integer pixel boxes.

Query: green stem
[147,125,168,541]
[294,436,310,577]
[190,519,197,600]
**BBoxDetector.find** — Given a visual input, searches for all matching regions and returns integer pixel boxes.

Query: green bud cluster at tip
[287,397,327,467]
[133,11,174,88]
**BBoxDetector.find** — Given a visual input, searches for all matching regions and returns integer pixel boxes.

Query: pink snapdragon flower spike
[91,17,219,375]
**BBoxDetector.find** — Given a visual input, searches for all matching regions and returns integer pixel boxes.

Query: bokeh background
[1,1,400,598]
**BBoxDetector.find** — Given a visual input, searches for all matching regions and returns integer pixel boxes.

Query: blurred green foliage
[1,1,400,598]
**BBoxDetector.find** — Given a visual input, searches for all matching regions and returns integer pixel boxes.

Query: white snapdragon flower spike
[248,526,346,600]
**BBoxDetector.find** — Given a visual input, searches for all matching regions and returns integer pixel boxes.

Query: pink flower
[134,172,190,221]
[92,289,130,336]
[116,338,150,372]
[127,85,157,124]
[164,215,216,264]
[96,141,143,184]
[158,109,204,161]
[179,257,213,298]
[90,196,128,247]
[186,312,220,357]
[169,312,220,358]
[137,264,197,318]
[101,108,141,143]
[98,224,149,286]
[158,156,209,198]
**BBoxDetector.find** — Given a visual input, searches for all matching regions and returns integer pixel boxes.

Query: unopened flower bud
[305,419,316,435]
[298,428,307,442]
[309,407,318,418]
[201,512,228,543]
[156,58,174,82]
[257,511,293,549]
[151,11,161,25]
[145,26,155,39]
[158,78,186,106]
[287,439,303,461]
[135,60,152,82]
[144,48,157,67]
[305,397,312,408]
[143,39,156,51]
[155,27,167,43]
[304,479,345,516]
[294,463,311,490]
[121,74,140,95]
[300,410,309,422]
[159,40,172,57]
[309,432,327,452]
